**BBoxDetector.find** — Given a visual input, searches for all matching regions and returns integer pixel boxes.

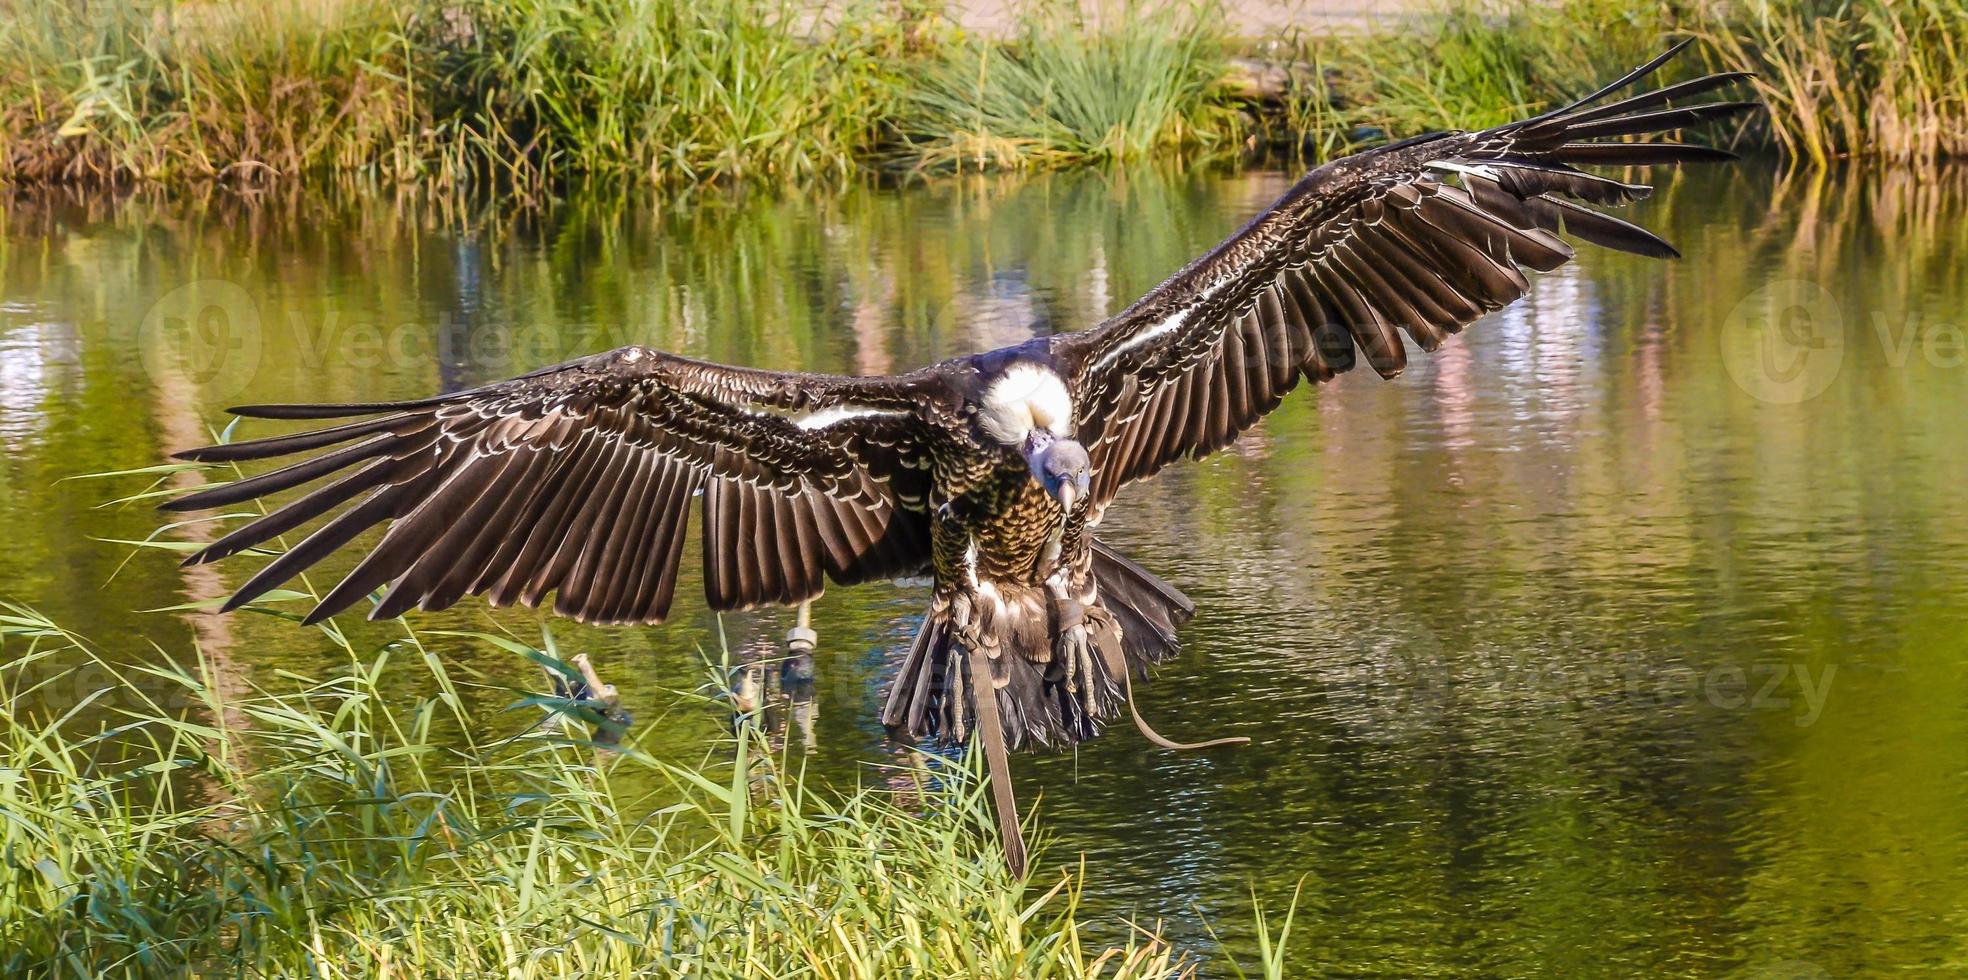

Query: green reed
[0,596,1208,977]
[0,0,919,190]
[0,0,1239,188]
[3,0,1964,185]
[1298,0,1968,167]
[0,0,418,185]
[1684,0,1968,166]
[888,1,1240,171]
[1323,0,1667,136]
[409,0,917,188]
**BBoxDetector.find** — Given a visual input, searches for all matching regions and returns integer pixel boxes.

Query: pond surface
[3,163,1966,975]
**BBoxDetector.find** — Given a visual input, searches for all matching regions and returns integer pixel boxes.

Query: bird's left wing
[163,346,943,625]
[1050,44,1754,511]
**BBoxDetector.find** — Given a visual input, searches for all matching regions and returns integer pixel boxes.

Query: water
[3,165,1966,975]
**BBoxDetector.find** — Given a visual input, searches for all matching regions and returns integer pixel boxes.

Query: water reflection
[2,164,1966,974]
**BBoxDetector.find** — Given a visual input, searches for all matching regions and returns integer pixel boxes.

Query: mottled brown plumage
[163,45,1754,875]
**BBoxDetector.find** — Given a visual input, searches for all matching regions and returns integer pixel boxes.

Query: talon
[1076,642,1097,715]
[1060,632,1081,693]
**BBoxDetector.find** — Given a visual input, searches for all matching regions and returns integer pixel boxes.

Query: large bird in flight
[165,45,1752,873]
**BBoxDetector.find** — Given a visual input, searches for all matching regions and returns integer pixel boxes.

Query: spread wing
[1051,43,1755,510]
[164,347,941,625]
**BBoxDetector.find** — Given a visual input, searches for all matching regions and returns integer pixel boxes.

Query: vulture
[163,45,1754,874]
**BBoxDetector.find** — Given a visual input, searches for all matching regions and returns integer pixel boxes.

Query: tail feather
[881,617,942,737]
[881,538,1194,750]
[882,616,1100,750]
[1090,539,1193,670]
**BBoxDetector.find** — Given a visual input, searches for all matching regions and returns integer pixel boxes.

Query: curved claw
[1051,606,1113,718]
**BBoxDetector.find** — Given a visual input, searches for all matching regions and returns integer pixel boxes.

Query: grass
[411,0,919,186]
[1683,0,1968,167]
[1315,0,1670,137]
[2,0,1966,189]
[0,598,1206,977]
[1297,0,1968,168]
[889,2,1239,171]
[0,449,1311,976]
[0,0,419,185]
[0,0,1244,189]
[0,0,923,190]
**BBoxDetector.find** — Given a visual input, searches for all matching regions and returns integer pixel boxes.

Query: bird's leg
[1046,564,1119,719]
[944,586,976,739]
[783,600,818,751]
[782,601,817,699]
[1058,604,1119,719]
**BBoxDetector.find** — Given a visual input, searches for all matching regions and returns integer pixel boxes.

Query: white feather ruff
[978,364,1073,445]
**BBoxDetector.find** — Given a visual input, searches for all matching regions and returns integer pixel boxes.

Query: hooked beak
[1055,480,1079,515]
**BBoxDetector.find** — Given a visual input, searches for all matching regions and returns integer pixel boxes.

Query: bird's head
[1023,430,1091,514]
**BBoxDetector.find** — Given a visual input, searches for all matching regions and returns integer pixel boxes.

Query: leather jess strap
[968,646,1027,877]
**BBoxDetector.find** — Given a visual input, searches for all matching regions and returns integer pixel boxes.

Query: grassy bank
[0,0,1246,189]
[1317,0,1968,168]
[1,0,1962,184]
[0,600,1269,977]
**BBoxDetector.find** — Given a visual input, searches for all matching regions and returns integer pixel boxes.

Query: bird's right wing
[164,347,944,625]
[1051,43,1755,510]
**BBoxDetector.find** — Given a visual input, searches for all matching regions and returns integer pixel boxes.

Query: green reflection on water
[2,164,1965,975]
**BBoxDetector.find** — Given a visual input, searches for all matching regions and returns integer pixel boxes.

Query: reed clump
[0,0,419,184]
[0,0,926,188]
[889,2,1240,171]
[0,0,1242,187]
[407,0,920,186]
[1301,0,1968,167]
[1313,0,1669,137]
[1,0,1966,188]
[1683,0,1968,167]
[0,602,1191,977]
